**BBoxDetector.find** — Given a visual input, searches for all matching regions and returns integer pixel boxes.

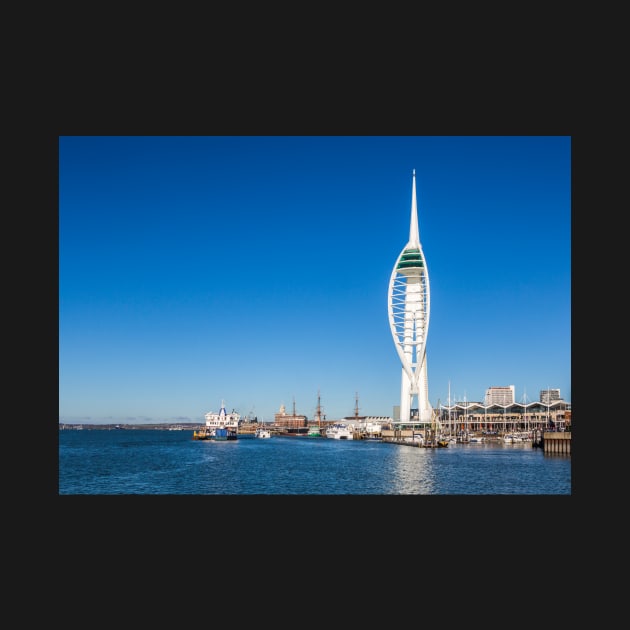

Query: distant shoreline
[59,423,203,430]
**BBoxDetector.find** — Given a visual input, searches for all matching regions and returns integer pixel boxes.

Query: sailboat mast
[316,389,322,428]
[546,385,551,428]
[464,392,468,435]
[448,380,452,436]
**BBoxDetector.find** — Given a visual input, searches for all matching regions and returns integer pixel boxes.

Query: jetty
[539,431,571,454]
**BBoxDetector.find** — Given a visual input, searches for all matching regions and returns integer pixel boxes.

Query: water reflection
[388,447,436,494]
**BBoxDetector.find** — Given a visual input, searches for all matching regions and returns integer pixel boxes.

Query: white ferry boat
[325,422,354,440]
[193,400,240,440]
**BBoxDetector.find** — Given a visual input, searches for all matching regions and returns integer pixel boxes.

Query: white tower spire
[387,170,432,424]
[409,168,420,246]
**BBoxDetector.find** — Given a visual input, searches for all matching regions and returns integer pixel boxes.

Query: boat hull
[193,428,238,441]
[325,424,354,440]
[276,427,310,437]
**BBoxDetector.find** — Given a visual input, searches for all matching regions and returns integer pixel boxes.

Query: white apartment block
[484,385,515,406]
[540,388,561,404]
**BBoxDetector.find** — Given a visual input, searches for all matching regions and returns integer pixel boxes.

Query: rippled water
[58,430,571,495]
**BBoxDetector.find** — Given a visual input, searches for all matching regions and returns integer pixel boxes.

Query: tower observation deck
[387,170,433,424]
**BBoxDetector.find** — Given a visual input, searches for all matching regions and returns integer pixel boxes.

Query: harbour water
[58,429,571,495]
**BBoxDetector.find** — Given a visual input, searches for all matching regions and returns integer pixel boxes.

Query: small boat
[469,436,485,443]
[456,431,471,443]
[193,428,212,440]
[254,425,272,439]
[405,434,424,445]
[306,425,322,437]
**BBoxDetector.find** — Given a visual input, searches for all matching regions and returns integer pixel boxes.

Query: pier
[541,432,571,454]
[380,429,448,447]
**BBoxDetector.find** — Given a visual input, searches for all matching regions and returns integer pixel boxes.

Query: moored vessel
[254,425,272,439]
[325,422,354,440]
[193,400,240,441]
[306,425,322,437]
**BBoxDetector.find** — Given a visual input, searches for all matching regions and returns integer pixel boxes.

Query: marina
[64,421,571,453]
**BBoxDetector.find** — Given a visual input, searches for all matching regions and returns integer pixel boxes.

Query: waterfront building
[438,399,571,433]
[387,170,432,424]
[484,386,516,406]
[274,400,307,429]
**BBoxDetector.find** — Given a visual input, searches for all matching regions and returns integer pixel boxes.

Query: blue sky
[59,136,571,424]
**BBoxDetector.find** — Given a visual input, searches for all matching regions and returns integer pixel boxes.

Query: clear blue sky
[59,136,571,424]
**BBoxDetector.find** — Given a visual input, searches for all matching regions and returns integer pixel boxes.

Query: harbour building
[387,170,433,425]
[438,398,571,433]
[274,400,307,429]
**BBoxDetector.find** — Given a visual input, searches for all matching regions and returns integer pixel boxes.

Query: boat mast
[354,392,360,418]
[448,380,452,437]
[315,389,323,428]
[546,385,551,429]
[464,392,468,435]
